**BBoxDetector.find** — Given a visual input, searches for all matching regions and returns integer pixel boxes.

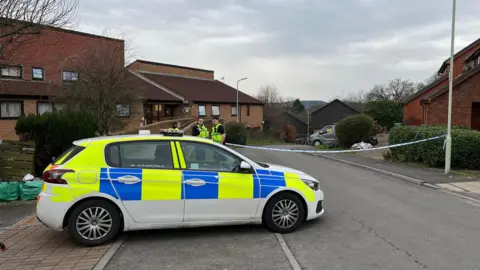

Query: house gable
[310,99,359,129]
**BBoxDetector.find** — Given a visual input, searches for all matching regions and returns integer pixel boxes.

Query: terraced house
[0,24,263,140]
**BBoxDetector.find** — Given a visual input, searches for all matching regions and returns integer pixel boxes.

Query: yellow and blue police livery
[36,130,324,246]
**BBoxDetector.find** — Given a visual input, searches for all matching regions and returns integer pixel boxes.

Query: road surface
[105,147,480,270]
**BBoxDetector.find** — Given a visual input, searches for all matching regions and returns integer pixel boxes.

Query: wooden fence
[0,140,34,180]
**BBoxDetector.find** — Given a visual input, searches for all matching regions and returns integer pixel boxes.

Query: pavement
[2,144,480,269]
[0,202,36,229]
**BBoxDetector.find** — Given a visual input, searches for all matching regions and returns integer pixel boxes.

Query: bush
[15,114,36,140]
[30,111,98,176]
[388,125,480,169]
[284,124,297,143]
[225,122,247,145]
[336,114,375,147]
[364,100,402,131]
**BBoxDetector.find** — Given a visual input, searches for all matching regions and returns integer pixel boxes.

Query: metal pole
[445,0,456,174]
[236,78,247,123]
[307,110,310,145]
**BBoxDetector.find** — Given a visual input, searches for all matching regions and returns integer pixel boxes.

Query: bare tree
[340,90,367,103]
[0,0,79,61]
[57,38,139,135]
[365,78,416,102]
[256,84,281,105]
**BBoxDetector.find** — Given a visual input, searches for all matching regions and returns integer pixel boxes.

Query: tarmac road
[105,147,480,270]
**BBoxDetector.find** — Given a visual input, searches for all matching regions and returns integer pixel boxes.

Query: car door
[174,141,259,222]
[104,140,184,224]
[320,125,336,144]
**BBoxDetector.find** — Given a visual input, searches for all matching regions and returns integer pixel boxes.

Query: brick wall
[119,100,144,132]
[189,103,263,126]
[0,100,37,140]
[129,61,214,80]
[426,71,480,127]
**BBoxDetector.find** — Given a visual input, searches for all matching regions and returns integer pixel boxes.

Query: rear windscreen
[52,145,86,165]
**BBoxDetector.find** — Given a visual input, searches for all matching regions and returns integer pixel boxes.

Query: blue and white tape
[227,135,446,153]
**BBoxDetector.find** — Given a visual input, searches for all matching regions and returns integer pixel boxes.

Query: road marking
[93,234,128,270]
[275,233,302,270]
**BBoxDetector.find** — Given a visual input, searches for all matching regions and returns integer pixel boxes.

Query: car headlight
[302,179,320,191]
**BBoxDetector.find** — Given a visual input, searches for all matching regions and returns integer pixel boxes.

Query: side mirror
[240,161,251,170]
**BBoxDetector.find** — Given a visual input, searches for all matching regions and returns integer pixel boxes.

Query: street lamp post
[445,0,456,174]
[236,77,248,123]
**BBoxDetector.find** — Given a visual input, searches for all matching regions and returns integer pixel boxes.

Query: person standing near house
[168,121,180,131]
[192,118,209,138]
[211,117,226,144]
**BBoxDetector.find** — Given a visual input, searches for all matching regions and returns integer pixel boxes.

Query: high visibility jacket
[197,124,209,138]
[211,124,223,143]
[168,127,179,131]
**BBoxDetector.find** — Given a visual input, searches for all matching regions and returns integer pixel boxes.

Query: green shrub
[336,114,375,147]
[388,125,480,169]
[225,122,247,145]
[364,100,402,130]
[15,114,36,140]
[284,124,296,143]
[30,111,98,176]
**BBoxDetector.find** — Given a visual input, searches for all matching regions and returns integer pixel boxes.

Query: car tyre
[313,140,321,147]
[67,199,122,247]
[263,193,305,234]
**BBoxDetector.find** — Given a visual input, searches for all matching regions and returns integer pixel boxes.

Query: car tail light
[42,169,75,184]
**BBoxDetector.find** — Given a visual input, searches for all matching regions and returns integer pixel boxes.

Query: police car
[36,130,324,246]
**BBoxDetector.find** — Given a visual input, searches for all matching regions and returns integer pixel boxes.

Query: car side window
[179,141,241,172]
[105,141,174,169]
[319,125,332,134]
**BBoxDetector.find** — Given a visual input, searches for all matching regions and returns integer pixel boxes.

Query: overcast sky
[78,0,479,101]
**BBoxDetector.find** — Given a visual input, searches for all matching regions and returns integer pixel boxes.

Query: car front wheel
[263,193,305,234]
[313,140,321,146]
[67,199,122,247]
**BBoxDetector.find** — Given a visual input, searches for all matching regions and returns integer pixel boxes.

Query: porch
[143,101,186,125]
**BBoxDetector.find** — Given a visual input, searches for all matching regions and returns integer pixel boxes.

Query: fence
[0,141,34,180]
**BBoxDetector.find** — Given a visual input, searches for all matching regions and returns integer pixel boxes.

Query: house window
[62,70,78,82]
[1,66,22,79]
[116,104,131,117]
[212,105,220,116]
[246,105,250,116]
[198,105,206,117]
[32,67,44,80]
[477,57,480,65]
[37,102,54,115]
[231,105,238,116]
[0,101,23,119]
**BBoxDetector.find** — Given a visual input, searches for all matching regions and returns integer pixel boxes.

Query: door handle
[185,179,206,186]
[117,175,141,184]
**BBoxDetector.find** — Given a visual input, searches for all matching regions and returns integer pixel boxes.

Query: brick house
[126,60,264,127]
[403,38,480,125]
[0,25,264,140]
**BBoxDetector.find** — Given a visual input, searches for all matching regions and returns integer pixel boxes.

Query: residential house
[403,37,480,125]
[282,111,308,137]
[310,99,360,131]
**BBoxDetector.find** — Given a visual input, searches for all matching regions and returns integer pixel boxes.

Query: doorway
[144,104,176,125]
[471,102,480,131]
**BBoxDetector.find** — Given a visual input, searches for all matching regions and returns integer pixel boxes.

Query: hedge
[225,122,247,145]
[336,114,375,147]
[388,125,480,169]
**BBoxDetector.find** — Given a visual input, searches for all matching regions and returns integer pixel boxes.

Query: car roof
[73,134,213,146]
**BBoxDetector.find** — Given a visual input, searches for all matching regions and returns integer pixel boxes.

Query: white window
[231,106,238,116]
[32,68,44,80]
[477,57,480,65]
[198,105,206,116]
[37,102,53,115]
[62,71,78,82]
[116,104,130,117]
[212,105,220,116]
[1,66,22,78]
[0,101,22,118]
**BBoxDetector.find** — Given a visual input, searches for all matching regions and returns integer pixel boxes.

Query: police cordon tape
[226,134,447,154]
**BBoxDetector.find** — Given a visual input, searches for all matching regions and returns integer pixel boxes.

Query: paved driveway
[105,146,480,270]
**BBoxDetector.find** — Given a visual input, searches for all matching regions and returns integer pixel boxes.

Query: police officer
[169,121,180,131]
[192,117,209,138]
[211,117,226,144]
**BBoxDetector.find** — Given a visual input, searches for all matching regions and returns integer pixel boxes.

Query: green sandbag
[19,181,43,201]
[0,181,20,201]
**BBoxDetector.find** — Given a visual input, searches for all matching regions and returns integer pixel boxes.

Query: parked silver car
[309,124,378,147]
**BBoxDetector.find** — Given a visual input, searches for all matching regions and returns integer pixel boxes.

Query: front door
[105,140,184,223]
[174,141,259,222]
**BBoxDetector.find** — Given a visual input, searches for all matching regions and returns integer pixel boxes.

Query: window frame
[0,65,23,79]
[231,105,238,116]
[211,105,220,117]
[198,104,206,117]
[116,104,131,118]
[31,67,45,81]
[0,100,24,119]
[36,101,55,115]
[62,70,79,83]
[175,140,250,173]
[104,140,176,170]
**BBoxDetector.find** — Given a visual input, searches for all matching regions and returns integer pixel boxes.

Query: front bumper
[306,189,325,220]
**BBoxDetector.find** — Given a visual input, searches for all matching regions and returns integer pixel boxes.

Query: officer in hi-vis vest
[211,117,226,144]
[192,117,209,138]
[168,121,180,131]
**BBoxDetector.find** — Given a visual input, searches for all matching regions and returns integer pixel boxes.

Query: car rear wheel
[313,140,321,147]
[263,193,305,234]
[67,199,122,247]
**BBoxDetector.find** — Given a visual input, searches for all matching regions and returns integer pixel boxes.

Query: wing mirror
[240,161,252,170]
